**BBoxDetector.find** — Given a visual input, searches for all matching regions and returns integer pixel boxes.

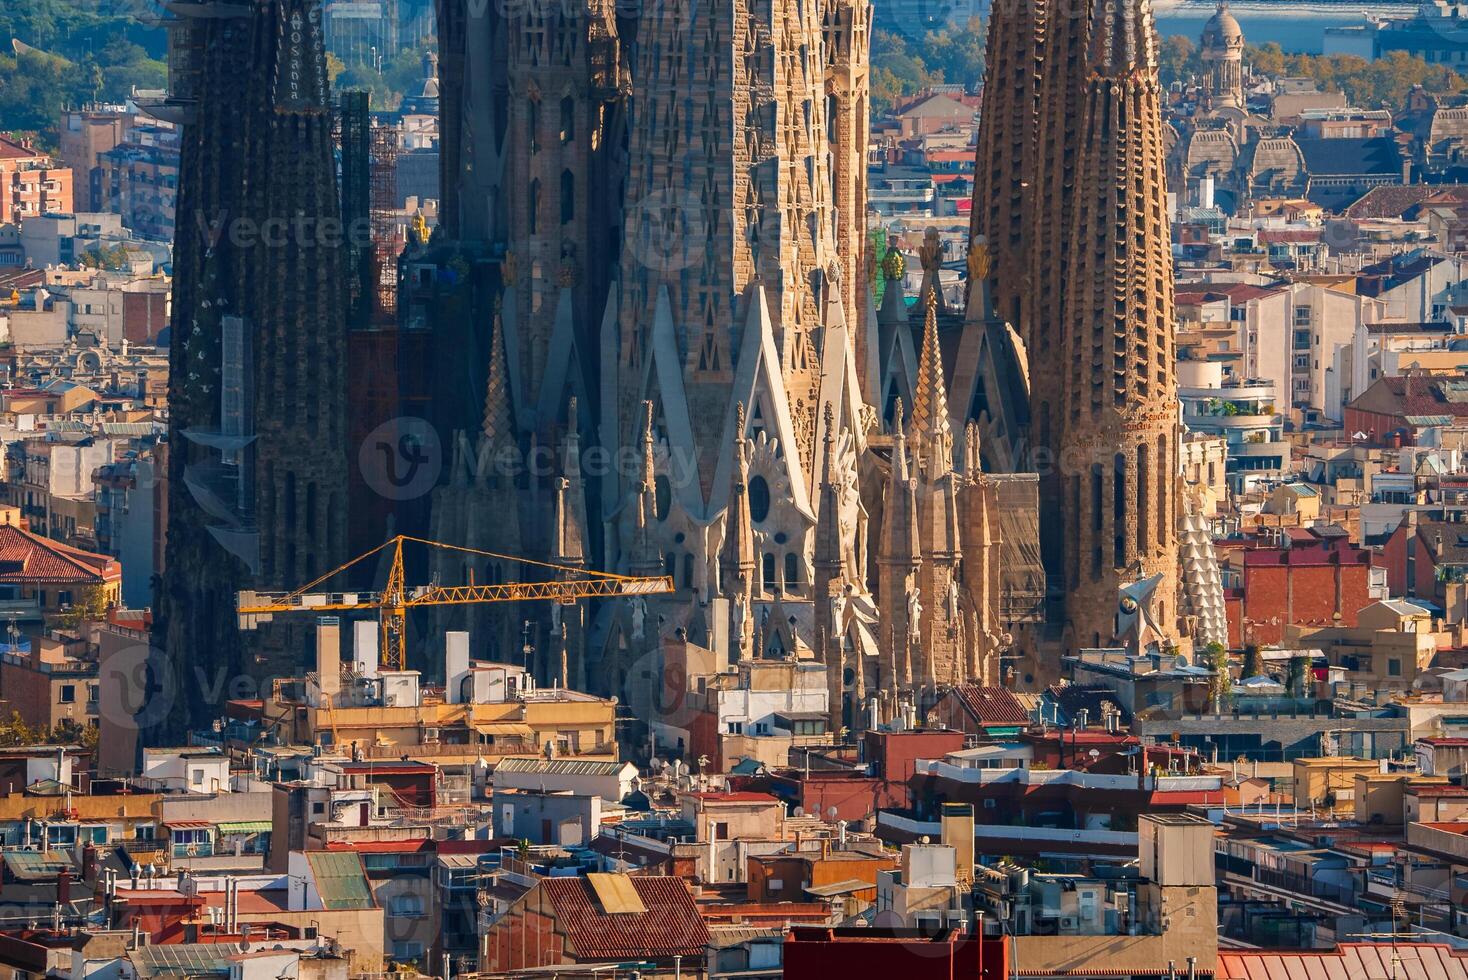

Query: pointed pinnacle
[482,310,514,449]
[911,287,952,471]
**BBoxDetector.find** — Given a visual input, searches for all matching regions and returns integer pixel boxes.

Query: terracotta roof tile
[950,685,1029,725]
[541,876,709,961]
[0,525,117,584]
[1218,943,1468,980]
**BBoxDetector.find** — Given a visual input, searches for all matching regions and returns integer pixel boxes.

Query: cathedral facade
[412,0,1203,735]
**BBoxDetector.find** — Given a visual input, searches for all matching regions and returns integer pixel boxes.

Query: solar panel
[586,873,646,914]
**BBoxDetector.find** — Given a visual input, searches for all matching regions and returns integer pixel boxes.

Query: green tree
[1285,653,1310,697]
[1241,644,1262,679]
[57,584,112,630]
[0,711,43,747]
[1205,641,1231,706]
[1158,34,1199,90]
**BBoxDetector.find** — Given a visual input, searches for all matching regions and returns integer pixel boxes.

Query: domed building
[1200,2,1246,109]
[399,50,440,118]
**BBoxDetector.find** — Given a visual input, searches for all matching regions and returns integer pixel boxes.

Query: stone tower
[157,0,348,733]
[823,0,874,376]
[1027,0,1090,586]
[1059,0,1181,650]
[910,292,964,694]
[970,0,1043,334]
[1200,3,1245,109]
[499,0,626,435]
[603,0,865,612]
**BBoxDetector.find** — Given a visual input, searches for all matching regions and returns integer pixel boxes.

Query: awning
[472,722,533,737]
[164,820,212,830]
[217,820,272,834]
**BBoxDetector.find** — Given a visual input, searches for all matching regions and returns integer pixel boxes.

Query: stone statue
[919,227,944,275]
[906,586,923,645]
[946,578,960,622]
[829,588,848,635]
[731,587,748,645]
[631,596,647,641]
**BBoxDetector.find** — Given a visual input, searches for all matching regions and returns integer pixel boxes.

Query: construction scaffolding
[369,119,400,321]
[336,91,372,328]
[993,473,1047,626]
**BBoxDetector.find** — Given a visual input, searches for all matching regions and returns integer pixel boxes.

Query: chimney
[316,618,341,702]
[445,631,471,704]
[353,619,379,678]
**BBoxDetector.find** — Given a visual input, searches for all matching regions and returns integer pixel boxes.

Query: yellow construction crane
[236,534,673,670]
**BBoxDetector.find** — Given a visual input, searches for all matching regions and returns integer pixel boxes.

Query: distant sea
[1151,0,1418,54]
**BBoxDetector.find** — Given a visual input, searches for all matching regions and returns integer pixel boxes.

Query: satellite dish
[793,806,805,817]
[827,806,839,820]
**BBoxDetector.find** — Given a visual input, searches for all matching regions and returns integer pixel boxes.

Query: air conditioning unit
[1059,916,1077,931]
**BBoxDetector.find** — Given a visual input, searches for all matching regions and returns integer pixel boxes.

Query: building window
[714,821,729,840]
[559,96,575,143]
[560,170,575,224]
[59,685,76,704]
[389,895,426,917]
[784,552,799,587]
[1388,658,1402,677]
[748,475,771,522]
[390,942,425,962]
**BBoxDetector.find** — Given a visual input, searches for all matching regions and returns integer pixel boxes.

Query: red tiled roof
[949,685,1029,725]
[1352,374,1468,420]
[1410,784,1468,798]
[540,876,709,961]
[0,135,43,161]
[1217,943,1468,979]
[0,524,118,584]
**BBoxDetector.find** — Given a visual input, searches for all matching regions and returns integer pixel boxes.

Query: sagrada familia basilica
[400,0,1226,732]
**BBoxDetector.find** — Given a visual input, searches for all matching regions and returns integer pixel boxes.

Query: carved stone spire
[1061,0,1180,649]
[482,309,517,461]
[630,401,664,577]
[970,0,1043,331]
[910,287,953,479]
[552,397,587,568]
[878,397,922,698]
[721,402,757,658]
[814,405,844,583]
